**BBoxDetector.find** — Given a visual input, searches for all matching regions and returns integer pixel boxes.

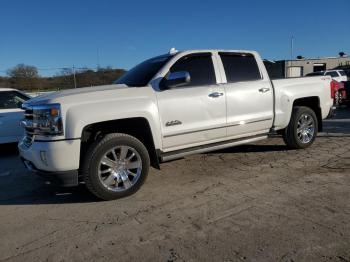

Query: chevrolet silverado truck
[19,49,334,200]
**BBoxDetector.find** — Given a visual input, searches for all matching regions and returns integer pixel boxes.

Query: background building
[264,56,350,79]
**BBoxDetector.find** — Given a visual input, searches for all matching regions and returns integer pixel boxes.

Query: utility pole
[289,35,295,77]
[290,35,294,61]
[73,65,77,89]
[97,48,101,70]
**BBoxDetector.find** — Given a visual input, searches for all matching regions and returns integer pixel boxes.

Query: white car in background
[306,70,348,82]
[0,88,31,144]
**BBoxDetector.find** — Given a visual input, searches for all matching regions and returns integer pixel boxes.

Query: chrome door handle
[259,88,270,93]
[208,92,224,98]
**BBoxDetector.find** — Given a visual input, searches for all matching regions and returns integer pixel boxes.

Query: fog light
[40,151,48,166]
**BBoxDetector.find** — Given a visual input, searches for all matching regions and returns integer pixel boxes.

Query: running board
[160,134,268,162]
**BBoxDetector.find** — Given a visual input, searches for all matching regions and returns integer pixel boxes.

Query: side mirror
[162,71,191,89]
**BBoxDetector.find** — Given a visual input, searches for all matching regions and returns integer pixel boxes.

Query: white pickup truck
[19,49,334,200]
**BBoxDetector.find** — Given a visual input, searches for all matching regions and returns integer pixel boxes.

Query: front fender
[64,98,162,149]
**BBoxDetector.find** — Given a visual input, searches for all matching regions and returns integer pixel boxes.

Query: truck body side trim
[163,118,272,138]
[160,134,268,162]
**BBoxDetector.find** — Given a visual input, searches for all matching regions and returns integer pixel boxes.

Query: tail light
[330,80,340,99]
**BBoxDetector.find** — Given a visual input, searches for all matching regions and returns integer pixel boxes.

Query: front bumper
[21,158,78,187]
[18,137,81,187]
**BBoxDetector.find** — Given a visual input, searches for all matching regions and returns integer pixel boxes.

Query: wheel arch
[292,96,322,132]
[80,117,160,170]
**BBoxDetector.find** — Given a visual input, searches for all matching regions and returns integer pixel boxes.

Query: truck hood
[26,84,135,106]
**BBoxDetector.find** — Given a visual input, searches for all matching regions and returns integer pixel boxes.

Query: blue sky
[0,0,349,76]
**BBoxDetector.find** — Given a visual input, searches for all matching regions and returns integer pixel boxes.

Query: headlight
[23,104,63,136]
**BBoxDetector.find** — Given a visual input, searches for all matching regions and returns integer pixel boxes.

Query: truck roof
[176,49,257,54]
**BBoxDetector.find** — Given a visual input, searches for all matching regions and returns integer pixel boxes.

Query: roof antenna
[169,47,178,54]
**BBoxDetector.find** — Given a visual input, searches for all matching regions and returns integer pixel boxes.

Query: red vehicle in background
[330,80,347,105]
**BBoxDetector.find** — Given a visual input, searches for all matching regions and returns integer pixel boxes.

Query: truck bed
[272,76,333,130]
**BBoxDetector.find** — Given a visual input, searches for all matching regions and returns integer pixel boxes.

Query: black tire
[282,106,318,149]
[82,133,150,200]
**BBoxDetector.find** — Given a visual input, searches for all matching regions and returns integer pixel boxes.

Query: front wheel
[82,133,150,200]
[283,106,318,149]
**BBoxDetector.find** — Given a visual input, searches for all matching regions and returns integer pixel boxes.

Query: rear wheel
[82,133,150,200]
[283,106,318,149]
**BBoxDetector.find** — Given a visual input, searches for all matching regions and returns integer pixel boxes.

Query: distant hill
[0,68,126,91]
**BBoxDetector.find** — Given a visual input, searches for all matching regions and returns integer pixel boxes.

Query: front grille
[24,107,33,120]
[22,105,34,148]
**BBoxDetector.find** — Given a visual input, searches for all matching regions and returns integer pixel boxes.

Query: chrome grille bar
[21,105,35,147]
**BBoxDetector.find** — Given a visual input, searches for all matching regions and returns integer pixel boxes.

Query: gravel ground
[0,108,349,262]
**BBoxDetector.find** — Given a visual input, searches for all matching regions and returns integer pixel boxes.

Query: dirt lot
[0,108,350,262]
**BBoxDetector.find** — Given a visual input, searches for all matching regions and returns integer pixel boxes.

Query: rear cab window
[339,71,346,76]
[219,52,262,83]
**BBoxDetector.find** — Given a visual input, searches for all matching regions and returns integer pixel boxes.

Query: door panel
[0,91,28,143]
[0,109,25,141]
[156,52,227,151]
[224,80,273,137]
[157,84,226,150]
[217,52,274,137]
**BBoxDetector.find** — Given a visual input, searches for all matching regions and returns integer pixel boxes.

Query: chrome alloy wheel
[98,146,142,192]
[297,113,315,144]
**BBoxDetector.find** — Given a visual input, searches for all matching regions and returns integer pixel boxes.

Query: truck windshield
[115,54,173,87]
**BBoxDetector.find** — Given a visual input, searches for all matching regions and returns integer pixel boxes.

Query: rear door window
[219,53,262,83]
